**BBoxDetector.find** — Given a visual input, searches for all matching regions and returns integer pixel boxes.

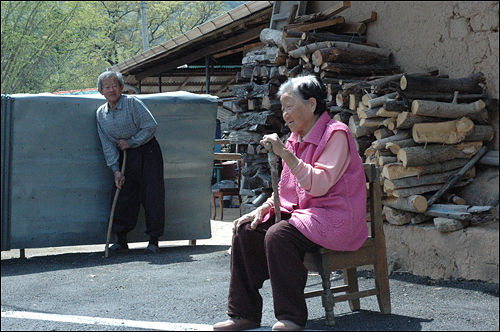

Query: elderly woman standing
[214,75,368,331]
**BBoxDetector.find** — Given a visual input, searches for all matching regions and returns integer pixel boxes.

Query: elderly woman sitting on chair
[213,75,368,331]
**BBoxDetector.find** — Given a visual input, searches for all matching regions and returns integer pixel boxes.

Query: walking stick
[266,142,281,223]
[104,149,127,258]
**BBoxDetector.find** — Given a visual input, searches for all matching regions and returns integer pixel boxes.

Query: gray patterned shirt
[96,94,157,172]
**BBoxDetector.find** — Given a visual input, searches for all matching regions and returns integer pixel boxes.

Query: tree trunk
[382,195,428,213]
[412,117,475,144]
[397,141,483,167]
[400,72,485,94]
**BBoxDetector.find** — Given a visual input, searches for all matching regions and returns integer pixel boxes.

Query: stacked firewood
[352,72,497,231]
[228,46,289,213]
[228,2,396,213]
[228,2,497,227]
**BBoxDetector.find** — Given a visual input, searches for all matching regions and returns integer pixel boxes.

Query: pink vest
[264,112,368,251]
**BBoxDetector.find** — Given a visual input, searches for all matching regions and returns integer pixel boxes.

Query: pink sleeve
[291,130,351,197]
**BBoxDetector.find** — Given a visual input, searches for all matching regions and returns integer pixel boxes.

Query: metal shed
[1,92,218,251]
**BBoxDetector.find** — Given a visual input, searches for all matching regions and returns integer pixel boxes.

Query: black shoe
[143,243,160,254]
[109,242,129,252]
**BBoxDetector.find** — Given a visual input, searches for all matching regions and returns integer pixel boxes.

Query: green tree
[1,1,228,94]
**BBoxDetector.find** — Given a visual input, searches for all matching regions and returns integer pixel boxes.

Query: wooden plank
[358,11,377,24]
[214,153,241,160]
[285,17,345,33]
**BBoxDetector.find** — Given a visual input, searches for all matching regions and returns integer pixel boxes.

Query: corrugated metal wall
[1,92,217,250]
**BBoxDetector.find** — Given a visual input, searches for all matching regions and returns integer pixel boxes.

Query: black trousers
[227,216,321,327]
[112,136,165,238]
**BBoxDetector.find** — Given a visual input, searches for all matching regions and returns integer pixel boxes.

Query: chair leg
[218,192,224,220]
[321,273,335,326]
[212,194,217,220]
[374,261,392,314]
[237,195,242,217]
[344,268,361,311]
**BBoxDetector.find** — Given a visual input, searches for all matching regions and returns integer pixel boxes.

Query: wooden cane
[104,149,127,258]
[266,142,281,223]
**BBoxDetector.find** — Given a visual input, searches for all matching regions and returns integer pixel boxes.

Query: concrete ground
[2,207,499,331]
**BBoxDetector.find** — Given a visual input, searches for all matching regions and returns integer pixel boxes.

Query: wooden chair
[303,163,391,325]
[212,139,242,220]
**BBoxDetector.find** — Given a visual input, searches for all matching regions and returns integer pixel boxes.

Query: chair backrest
[363,163,384,245]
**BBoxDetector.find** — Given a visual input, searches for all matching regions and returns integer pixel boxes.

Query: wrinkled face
[99,77,123,107]
[280,92,317,137]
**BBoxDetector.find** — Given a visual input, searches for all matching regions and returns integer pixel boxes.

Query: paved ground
[1,208,499,331]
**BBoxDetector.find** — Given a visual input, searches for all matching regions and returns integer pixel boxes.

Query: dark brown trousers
[227,217,321,327]
[112,136,165,238]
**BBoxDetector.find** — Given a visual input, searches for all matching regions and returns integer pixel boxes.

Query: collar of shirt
[104,94,125,113]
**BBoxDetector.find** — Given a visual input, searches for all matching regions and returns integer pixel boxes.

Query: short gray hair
[277,74,327,115]
[97,71,124,90]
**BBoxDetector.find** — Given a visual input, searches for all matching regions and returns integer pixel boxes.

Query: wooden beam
[284,17,345,33]
[136,24,268,80]
[212,42,264,59]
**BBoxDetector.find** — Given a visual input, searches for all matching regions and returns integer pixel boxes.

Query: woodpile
[227,2,498,227]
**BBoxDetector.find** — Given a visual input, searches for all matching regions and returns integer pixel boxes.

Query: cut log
[384,167,475,191]
[441,192,467,205]
[433,218,470,232]
[358,107,381,119]
[300,31,367,44]
[397,141,483,167]
[400,72,485,94]
[396,112,436,130]
[311,47,388,67]
[288,41,391,59]
[366,92,398,109]
[384,100,407,112]
[464,125,495,142]
[321,62,400,76]
[349,93,362,111]
[411,99,488,123]
[348,116,377,137]
[381,159,470,180]
[390,178,472,197]
[382,195,428,213]
[374,127,394,140]
[372,131,412,149]
[412,117,475,144]
[382,206,414,225]
[386,138,418,154]
[377,107,402,118]
[398,92,488,103]
[411,214,433,224]
[379,156,398,166]
[360,117,385,127]
[336,91,349,108]
[362,93,378,106]
[426,146,489,206]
